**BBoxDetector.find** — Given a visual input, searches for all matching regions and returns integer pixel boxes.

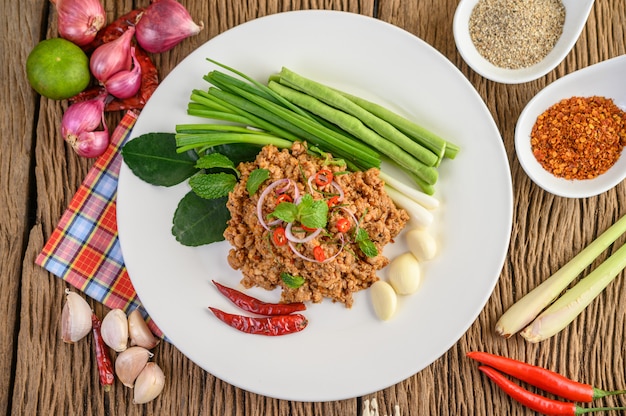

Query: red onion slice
[285,223,322,244]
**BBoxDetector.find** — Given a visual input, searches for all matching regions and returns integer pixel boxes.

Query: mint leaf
[189,172,237,199]
[246,168,270,195]
[299,198,328,229]
[172,192,230,246]
[355,228,378,257]
[122,132,198,186]
[195,153,238,177]
[281,272,305,289]
[270,202,298,223]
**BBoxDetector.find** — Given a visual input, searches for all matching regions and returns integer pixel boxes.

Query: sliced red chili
[314,169,333,187]
[327,195,340,208]
[209,307,308,336]
[272,226,287,246]
[300,224,318,232]
[276,193,293,204]
[336,217,351,233]
[313,245,326,262]
[212,280,305,315]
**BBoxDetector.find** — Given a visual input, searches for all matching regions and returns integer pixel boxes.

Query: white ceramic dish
[515,54,626,198]
[117,10,513,401]
[453,0,595,84]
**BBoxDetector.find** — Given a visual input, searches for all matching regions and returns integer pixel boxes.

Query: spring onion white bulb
[384,185,433,228]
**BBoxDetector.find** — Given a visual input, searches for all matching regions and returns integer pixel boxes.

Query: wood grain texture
[2,0,626,414]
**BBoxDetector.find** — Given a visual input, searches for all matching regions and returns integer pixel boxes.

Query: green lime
[26,38,91,100]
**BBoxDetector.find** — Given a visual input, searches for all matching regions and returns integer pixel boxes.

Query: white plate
[117,10,513,402]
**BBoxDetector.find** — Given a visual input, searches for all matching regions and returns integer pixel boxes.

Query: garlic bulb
[133,362,165,404]
[128,309,160,349]
[115,346,153,388]
[61,289,93,343]
[100,308,129,352]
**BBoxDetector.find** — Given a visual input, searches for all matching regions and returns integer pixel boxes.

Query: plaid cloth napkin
[36,110,163,338]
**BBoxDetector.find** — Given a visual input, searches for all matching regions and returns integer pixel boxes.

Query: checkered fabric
[36,111,164,338]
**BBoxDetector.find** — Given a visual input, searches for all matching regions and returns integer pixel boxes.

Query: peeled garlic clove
[61,289,93,343]
[128,309,160,350]
[387,252,422,295]
[370,280,397,321]
[133,362,165,404]
[406,228,437,262]
[115,346,153,388]
[101,308,129,352]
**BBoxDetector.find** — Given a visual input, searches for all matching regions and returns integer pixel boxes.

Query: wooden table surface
[3,0,626,415]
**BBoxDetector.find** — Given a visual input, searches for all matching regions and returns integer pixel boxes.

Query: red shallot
[61,92,110,158]
[135,0,204,53]
[105,47,142,99]
[90,26,135,83]
[55,0,106,46]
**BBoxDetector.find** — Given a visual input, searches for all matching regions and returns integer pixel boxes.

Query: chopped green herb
[246,168,270,195]
[281,272,305,289]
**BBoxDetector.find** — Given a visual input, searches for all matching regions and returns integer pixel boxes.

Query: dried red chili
[91,314,115,391]
[208,307,308,336]
[212,280,305,315]
[530,96,626,180]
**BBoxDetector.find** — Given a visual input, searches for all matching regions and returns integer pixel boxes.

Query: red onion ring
[285,223,322,244]
[256,179,289,230]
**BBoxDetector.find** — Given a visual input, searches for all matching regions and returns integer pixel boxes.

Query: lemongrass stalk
[384,185,433,228]
[495,214,626,338]
[379,171,439,210]
[520,241,626,342]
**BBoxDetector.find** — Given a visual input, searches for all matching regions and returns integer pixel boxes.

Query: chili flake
[530,96,626,180]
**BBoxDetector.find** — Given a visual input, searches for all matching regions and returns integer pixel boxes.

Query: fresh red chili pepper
[478,366,626,416]
[208,307,308,336]
[314,169,333,187]
[272,226,287,246]
[327,195,340,208]
[313,245,326,262]
[91,314,115,391]
[336,217,351,233]
[467,351,626,402]
[212,280,305,315]
[300,224,318,232]
[276,193,293,203]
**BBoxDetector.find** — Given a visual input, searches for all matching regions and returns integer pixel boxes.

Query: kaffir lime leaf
[26,38,91,100]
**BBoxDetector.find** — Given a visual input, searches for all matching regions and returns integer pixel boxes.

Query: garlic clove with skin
[133,362,166,404]
[61,289,93,343]
[128,309,160,350]
[100,308,129,352]
[115,346,153,388]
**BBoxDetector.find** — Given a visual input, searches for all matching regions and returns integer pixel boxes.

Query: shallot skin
[135,0,204,53]
[56,0,107,46]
